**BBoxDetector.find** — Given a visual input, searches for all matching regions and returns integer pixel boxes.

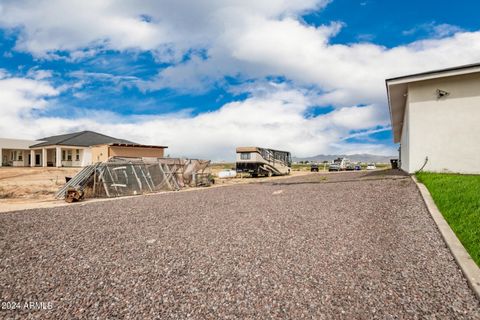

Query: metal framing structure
[56,157,211,200]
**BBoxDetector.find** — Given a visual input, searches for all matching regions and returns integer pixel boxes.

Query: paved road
[1,171,479,319]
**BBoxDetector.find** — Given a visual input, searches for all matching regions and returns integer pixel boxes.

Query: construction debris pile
[56,157,212,202]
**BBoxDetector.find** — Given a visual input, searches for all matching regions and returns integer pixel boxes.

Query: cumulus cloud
[0,72,59,138]
[0,0,479,159]
[151,21,480,107]
[0,75,393,159]
[0,73,58,115]
[0,0,329,60]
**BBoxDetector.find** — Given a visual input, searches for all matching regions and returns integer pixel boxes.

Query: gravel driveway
[1,170,479,319]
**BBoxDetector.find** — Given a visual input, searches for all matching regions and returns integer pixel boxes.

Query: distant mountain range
[292,154,396,164]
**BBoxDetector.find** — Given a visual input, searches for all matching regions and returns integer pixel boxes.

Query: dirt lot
[209,163,311,186]
[0,165,310,212]
[0,167,82,212]
[1,171,478,318]
[0,167,83,197]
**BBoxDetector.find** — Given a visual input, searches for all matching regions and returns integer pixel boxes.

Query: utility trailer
[236,147,291,177]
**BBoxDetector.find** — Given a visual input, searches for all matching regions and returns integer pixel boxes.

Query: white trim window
[75,149,80,161]
[11,150,23,161]
[62,150,73,161]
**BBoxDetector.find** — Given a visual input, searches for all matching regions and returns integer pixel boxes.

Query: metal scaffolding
[56,157,211,201]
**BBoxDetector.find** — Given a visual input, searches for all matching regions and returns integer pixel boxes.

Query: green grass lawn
[416,172,480,266]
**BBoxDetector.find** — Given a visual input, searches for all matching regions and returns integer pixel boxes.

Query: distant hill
[292,154,396,164]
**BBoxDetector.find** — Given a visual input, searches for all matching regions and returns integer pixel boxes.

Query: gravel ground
[1,170,479,319]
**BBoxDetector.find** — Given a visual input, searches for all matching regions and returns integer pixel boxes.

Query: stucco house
[0,138,39,167]
[28,131,136,167]
[0,131,168,167]
[386,63,480,174]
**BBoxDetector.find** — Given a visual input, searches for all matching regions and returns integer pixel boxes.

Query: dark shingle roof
[30,131,135,148]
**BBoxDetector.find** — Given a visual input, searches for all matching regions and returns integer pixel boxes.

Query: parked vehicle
[236,147,291,177]
[328,157,350,171]
[354,164,362,171]
[345,163,355,171]
[310,163,319,172]
[328,163,340,171]
[366,163,377,170]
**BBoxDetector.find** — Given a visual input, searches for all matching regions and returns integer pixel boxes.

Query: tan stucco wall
[109,146,165,158]
[91,145,165,162]
[91,145,109,163]
[404,73,480,173]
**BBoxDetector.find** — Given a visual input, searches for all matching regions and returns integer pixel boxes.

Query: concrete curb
[412,175,480,300]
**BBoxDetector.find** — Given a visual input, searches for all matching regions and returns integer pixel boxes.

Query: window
[75,149,80,161]
[240,153,251,160]
[11,151,22,161]
[62,150,73,161]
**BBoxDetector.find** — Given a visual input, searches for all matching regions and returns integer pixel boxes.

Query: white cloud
[151,20,480,107]
[2,1,478,104]
[0,0,479,159]
[0,73,58,116]
[0,0,329,60]
[402,22,465,38]
[26,68,53,80]
[0,75,394,160]
[0,72,59,138]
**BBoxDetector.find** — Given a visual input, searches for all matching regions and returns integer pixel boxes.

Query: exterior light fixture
[436,89,450,99]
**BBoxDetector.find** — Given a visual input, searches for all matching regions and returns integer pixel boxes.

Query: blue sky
[309,0,479,46]
[0,0,479,160]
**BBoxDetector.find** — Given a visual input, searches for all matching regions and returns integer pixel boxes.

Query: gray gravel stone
[0,170,479,319]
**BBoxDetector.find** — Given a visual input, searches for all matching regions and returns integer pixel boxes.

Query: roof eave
[385,81,408,144]
[386,63,480,85]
